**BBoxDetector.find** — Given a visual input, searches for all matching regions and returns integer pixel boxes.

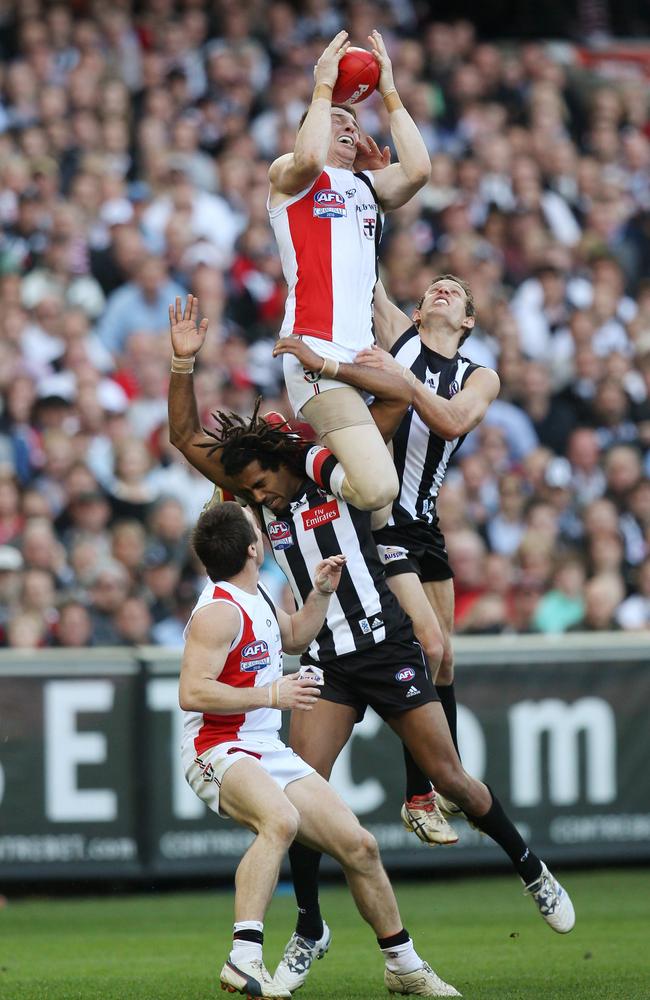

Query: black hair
[198,397,307,479]
[192,501,257,582]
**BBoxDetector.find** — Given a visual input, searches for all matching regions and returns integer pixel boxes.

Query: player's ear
[412,307,421,327]
[461,314,475,332]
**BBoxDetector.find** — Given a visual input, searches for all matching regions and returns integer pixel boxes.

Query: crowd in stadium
[0,0,649,647]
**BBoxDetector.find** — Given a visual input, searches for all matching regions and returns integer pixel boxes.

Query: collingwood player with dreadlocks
[169,295,575,996]
[275,274,497,823]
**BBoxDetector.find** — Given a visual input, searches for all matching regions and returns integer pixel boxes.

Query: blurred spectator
[568,573,625,631]
[0,2,649,644]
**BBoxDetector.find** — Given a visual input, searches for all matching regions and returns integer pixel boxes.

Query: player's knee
[420,634,444,671]
[261,804,300,846]
[348,466,399,511]
[342,825,379,872]
[432,760,467,801]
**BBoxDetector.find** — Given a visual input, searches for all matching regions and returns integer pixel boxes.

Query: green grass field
[1,869,648,1000]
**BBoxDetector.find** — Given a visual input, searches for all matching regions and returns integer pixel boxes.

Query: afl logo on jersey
[395,666,416,682]
[240,640,271,672]
[313,189,347,219]
[267,520,293,550]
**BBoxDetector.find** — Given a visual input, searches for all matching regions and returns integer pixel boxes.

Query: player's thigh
[219,756,298,834]
[289,698,357,778]
[388,572,444,653]
[387,702,462,777]
[301,386,374,436]
[284,771,370,864]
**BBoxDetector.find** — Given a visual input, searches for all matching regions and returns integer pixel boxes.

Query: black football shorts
[373,517,453,582]
[303,629,438,722]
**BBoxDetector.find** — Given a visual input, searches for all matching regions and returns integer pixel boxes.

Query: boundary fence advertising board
[1,634,648,881]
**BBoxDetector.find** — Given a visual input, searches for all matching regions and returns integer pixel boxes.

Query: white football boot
[524,862,576,933]
[385,961,462,997]
[272,922,331,992]
[220,957,290,998]
[401,791,458,845]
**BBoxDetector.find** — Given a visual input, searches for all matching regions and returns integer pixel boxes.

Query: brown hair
[415,274,476,345]
[192,501,257,582]
[298,102,359,131]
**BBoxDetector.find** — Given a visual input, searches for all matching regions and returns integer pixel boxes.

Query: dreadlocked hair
[198,397,307,478]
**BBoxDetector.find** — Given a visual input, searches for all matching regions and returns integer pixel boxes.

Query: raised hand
[314,30,350,88]
[273,336,324,372]
[314,554,347,594]
[169,294,208,359]
[368,29,396,96]
[354,134,391,172]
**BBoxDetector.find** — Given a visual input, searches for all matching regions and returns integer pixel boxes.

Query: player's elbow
[179,681,207,713]
[410,161,431,188]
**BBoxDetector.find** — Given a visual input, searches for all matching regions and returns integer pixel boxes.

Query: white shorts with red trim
[282,336,363,417]
[182,735,314,818]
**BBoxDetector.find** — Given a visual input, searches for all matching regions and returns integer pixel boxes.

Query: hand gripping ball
[332,47,380,105]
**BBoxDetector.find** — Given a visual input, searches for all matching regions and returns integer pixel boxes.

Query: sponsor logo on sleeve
[240,639,271,672]
[302,500,340,531]
[267,520,293,550]
[395,666,416,682]
[313,189,347,218]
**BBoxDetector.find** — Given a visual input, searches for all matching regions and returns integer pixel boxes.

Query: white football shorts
[282,336,367,416]
[182,735,314,818]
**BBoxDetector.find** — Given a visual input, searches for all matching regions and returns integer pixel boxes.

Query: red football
[332,47,380,105]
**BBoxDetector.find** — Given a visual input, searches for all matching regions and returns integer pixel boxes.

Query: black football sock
[289,841,324,940]
[402,744,433,799]
[465,788,543,884]
[436,682,460,758]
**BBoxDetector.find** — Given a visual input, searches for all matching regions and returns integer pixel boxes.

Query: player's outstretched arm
[365,30,431,211]
[168,295,240,492]
[275,555,347,653]
[180,603,322,713]
[269,31,350,198]
[272,338,414,441]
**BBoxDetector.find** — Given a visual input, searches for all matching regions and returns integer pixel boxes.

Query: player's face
[237,460,297,514]
[328,109,360,165]
[417,280,474,334]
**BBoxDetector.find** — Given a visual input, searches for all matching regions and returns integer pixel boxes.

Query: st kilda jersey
[182,579,283,753]
[260,480,407,662]
[388,326,483,528]
[268,168,383,353]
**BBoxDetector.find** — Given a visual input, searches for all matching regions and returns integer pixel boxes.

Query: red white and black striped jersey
[182,580,283,754]
[260,480,407,662]
[388,326,482,527]
[268,168,382,352]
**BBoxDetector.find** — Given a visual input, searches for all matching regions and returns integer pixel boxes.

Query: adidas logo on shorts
[406,685,420,698]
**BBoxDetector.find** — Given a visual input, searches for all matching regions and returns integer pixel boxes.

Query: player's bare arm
[373,278,412,350]
[168,295,240,492]
[275,555,347,653]
[357,350,501,439]
[180,602,322,714]
[366,31,431,211]
[272,337,414,440]
[268,31,350,200]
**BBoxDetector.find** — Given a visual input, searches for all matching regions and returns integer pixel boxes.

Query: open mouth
[433,297,449,306]
[338,135,355,146]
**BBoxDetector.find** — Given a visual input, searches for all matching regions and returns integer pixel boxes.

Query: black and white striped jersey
[388,325,482,528]
[259,479,407,662]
